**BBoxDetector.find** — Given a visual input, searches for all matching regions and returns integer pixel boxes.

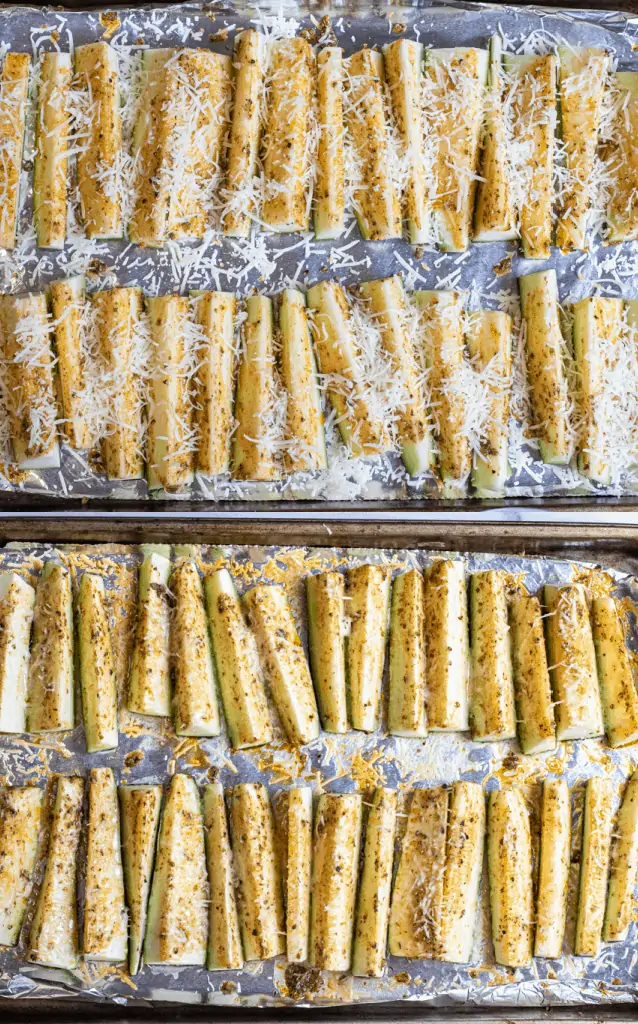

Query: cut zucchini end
[538,440,571,466]
[401,437,432,478]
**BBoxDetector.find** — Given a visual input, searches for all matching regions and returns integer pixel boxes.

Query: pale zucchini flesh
[535,778,570,959]
[572,296,623,485]
[233,295,282,481]
[171,559,221,738]
[423,560,469,731]
[509,595,556,755]
[128,48,175,247]
[465,309,513,495]
[278,289,327,473]
[191,290,237,476]
[352,787,397,978]
[78,572,118,752]
[575,777,614,957]
[469,571,516,742]
[314,47,344,240]
[310,792,362,972]
[119,784,162,975]
[438,780,486,964]
[203,783,243,970]
[591,596,638,748]
[84,768,127,962]
[306,570,348,734]
[128,547,172,718]
[222,30,264,238]
[0,572,35,734]
[388,569,427,737]
[605,72,638,245]
[383,39,429,245]
[543,583,604,741]
[346,564,391,732]
[473,35,517,243]
[487,789,534,968]
[283,786,313,964]
[27,561,74,734]
[49,276,91,450]
[0,787,44,946]
[34,52,71,250]
[0,53,30,250]
[604,771,638,942]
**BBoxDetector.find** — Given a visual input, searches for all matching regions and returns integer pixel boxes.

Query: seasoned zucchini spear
[604,770,638,942]
[233,295,282,481]
[191,290,237,477]
[383,39,429,245]
[84,768,127,962]
[34,52,71,249]
[605,72,638,244]
[27,562,74,734]
[203,784,243,970]
[346,564,391,732]
[469,571,516,742]
[388,569,427,737]
[543,583,604,741]
[439,780,486,964]
[0,572,35,734]
[171,558,221,738]
[314,47,344,240]
[509,594,556,755]
[473,36,517,243]
[128,49,175,246]
[49,277,91,451]
[572,296,623,485]
[128,546,172,718]
[575,777,613,957]
[423,559,470,732]
[591,596,638,748]
[278,289,327,473]
[353,787,397,977]
[306,571,348,734]
[223,30,265,238]
[487,788,534,968]
[119,784,162,975]
[0,53,30,249]
[535,778,570,959]
[282,786,313,964]
[0,787,43,946]
[465,309,513,495]
[310,792,362,971]
[78,572,118,752]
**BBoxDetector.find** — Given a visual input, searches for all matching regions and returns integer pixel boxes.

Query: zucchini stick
[352,787,397,978]
[543,583,604,741]
[591,596,638,748]
[278,289,327,473]
[233,295,282,481]
[223,30,264,238]
[205,569,272,750]
[49,276,91,450]
[572,296,623,484]
[487,789,534,968]
[383,39,429,245]
[78,572,118,753]
[34,52,71,250]
[423,560,469,732]
[465,309,513,495]
[0,787,43,946]
[84,768,127,962]
[605,72,638,244]
[128,546,172,718]
[575,777,614,957]
[27,561,74,733]
[119,784,162,975]
[509,594,556,755]
[27,776,84,970]
[0,53,30,249]
[171,558,221,738]
[310,792,362,972]
[128,49,175,247]
[243,584,320,746]
[604,770,638,941]
[346,564,391,732]
[229,783,285,961]
[314,47,344,240]
[469,571,516,741]
[473,36,517,243]
[388,569,427,737]
[306,571,348,734]
[191,290,237,477]
[144,774,208,966]
[535,778,570,959]
[0,572,35,733]
[283,786,313,964]
[203,784,243,970]
[388,786,448,958]
[439,781,486,964]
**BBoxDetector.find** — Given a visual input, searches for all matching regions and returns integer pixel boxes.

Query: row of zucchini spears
[0,33,635,252]
[1,772,636,974]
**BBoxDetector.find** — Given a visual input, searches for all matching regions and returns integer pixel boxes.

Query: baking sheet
[3,0,638,504]
[0,538,636,1008]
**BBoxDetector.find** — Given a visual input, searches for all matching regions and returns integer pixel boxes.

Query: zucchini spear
[229,783,285,961]
[383,39,429,245]
[243,583,320,746]
[535,778,570,959]
[575,777,614,957]
[119,784,162,975]
[388,569,427,737]
[128,49,175,247]
[34,52,71,250]
[310,792,362,972]
[0,53,30,249]
[473,36,517,243]
[352,787,397,977]
[346,564,391,732]
[591,596,638,748]
[605,72,638,244]
[543,583,604,741]
[469,571,517,742]
[306,571,348,734]
[314,47,344,240]
[465,309,513,495]
[0,572,35,733]
[49,277,91,451]
[439,781,486,964]
[27,775,84,970]
[223,30,264,238]
[171,558,221,738]
[128,546,172,718]
[604,770,638,942]
[487,789,534,968]
[282,786,313,964]
[278,289,327,473]
[27,562,74,734]
[77,572,118,753]
[191,290,237,477]
[0,787,43,946]
[203,784,243,970]
[145,774,208,966]
[84,768,127,962]
[423,559,470,732]
[233,295,282,481]
[572,296,623,485]
[509,594,556,755]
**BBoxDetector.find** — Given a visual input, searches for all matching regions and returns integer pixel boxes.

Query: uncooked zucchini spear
[314,47,344,241]
[572,296,623,485]
[278,289,327,473]
[27,775,84,970]
[223,29,265,238]
[346,564,391,732]
[233,295,282,482]
[469,571,516,742]
[49,277,91,451]
[519,270,571,466]
[306,571,348,734]
[575,777,614,957]
[556,48,610,252]
[306,279,391,457]
[34,52,71,250]
[509,594,556,755]
[487,788,534,968]
[0,787,43,946]
[205,569,273,750]
[383,38,430,245]
[465,310,513,496]
[84,768,127,962]
[0,53,30,250]
[203,784,243,970]
[0,572,35,734]
[229,783,285,962]
[128,546,172,718]
[310,792,362,972]
[171,559,221,738]
[388,570,427,738]
[543,583,604,741]
[502,53,557,259]
[27,561,74,734]
[145,774,208,966]
[473,36,517,243]
[73,43,123,239]
[243,584,320,746]
[282,786,313,964]
[119,784,162,975]
[535,778,570,959]
[353,787,397,978]
[128,48,175,246]
[605,72,638,244]
[191,290,237,477]
[604,770,638,942]
[439,781,486,964]
[0,292,60,470]
[591,596,638,748]
[388,786,448,958]
[423,47,488,252]
[423,560,469,732]
[343,48,401,241]
[359,277,431,476]
[77,572,118,753]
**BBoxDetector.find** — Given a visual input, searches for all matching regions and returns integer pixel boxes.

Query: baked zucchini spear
[469,571,517,742]
[383,38,429,245]
[509,594,556,755]
[243,583,320,746]
[306,570,348,734]
[473,36,517,243]
[0,53,30,249]
[49,277,91,451]
[77,572,118,752]
[128,49,175,247]
[465,309,513,496]
[84,768,127,962]
[128,545,172,718]
[223,30,265,238]
[487,788,534,968]
[543,583,604,741]
[203,783,243,970]
[119,783,162,975]
[282,786,313,964]
[0,786,43,946]
[388,569,427,737]
[591,596,638,748]
[575,777,614,957]
[229,783,285,961]
[0,572,35,733]
[346,564,391,732]
[34,52,71,250]
[73,43,123,239]
[572,296,623,484]
[388,786,448,958]
[519,270,571,465]
[605,72,638,244]
[27,775,84,970]
[343,48,401,241]
[423,559,470,732]
[314,47,344,240]
[310,792,362,971]
[535,778,571,959]
[171,558,221,738]
[233,295,282,481]
[352,787,397,978]
[604,770,638,942]
[205,568,273,750]
[278,289,327,473]
[191,290,237,477]
[439,780,486,964]
[27,561,74,734]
